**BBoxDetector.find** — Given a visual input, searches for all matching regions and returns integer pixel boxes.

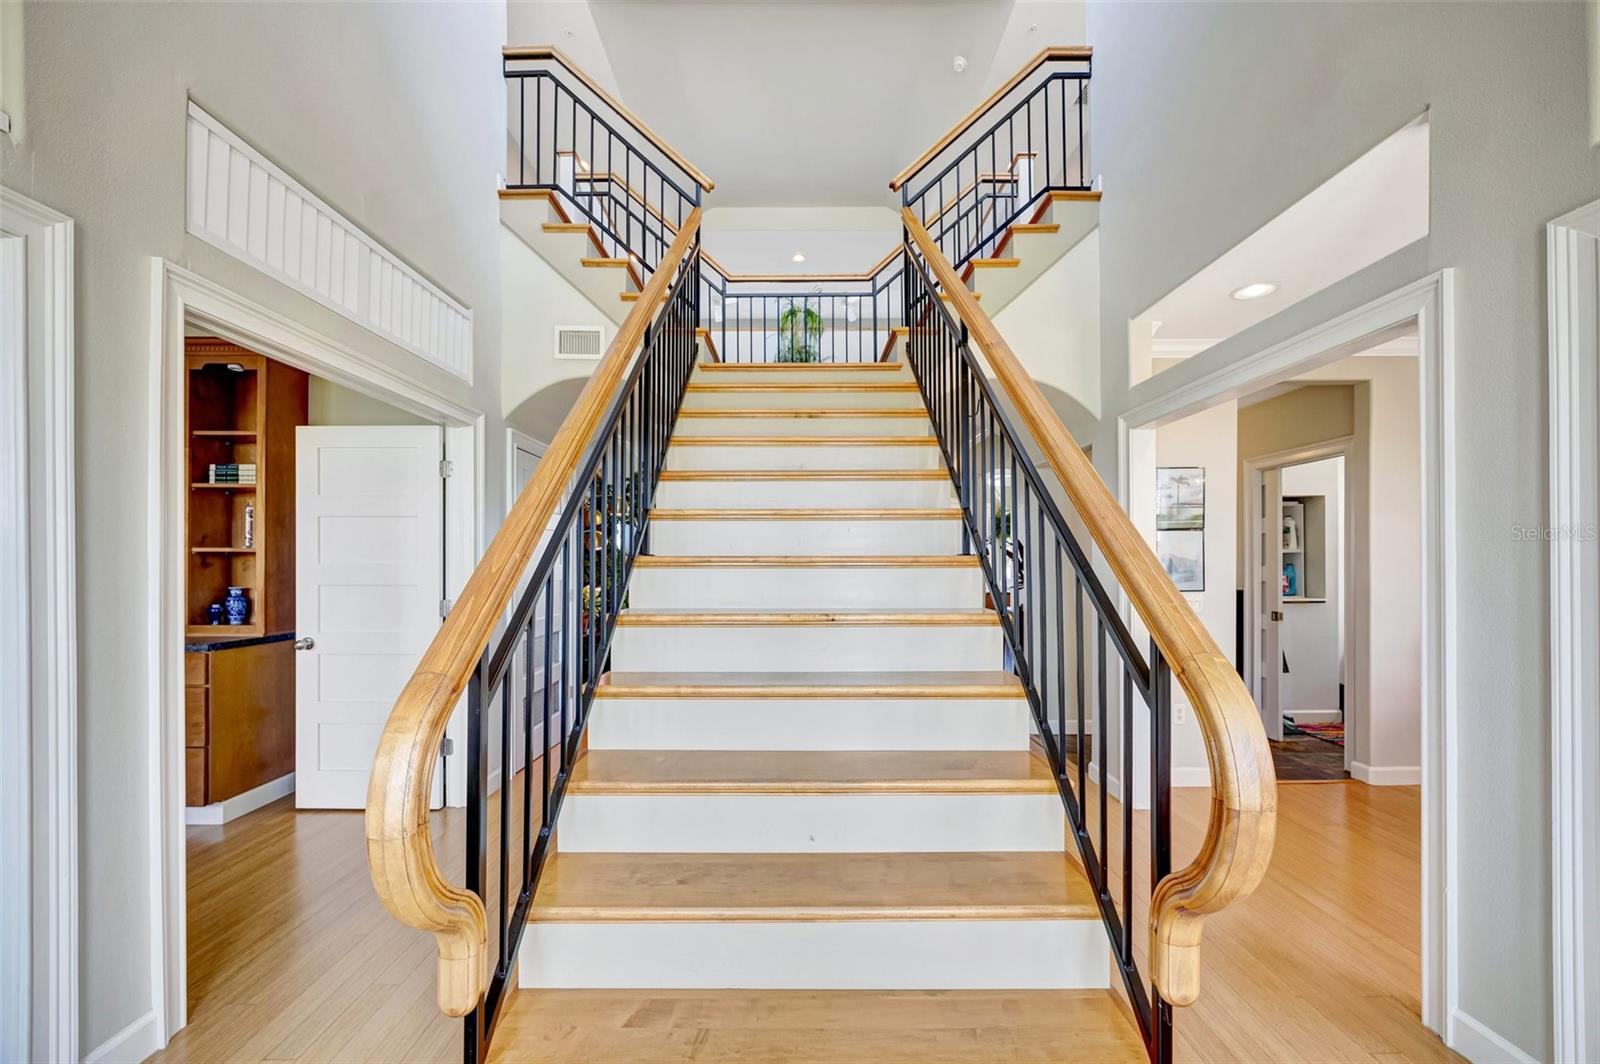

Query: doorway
[1246,447,1350,781]
[149,262,484,1040]
[1118,271,1453,1033]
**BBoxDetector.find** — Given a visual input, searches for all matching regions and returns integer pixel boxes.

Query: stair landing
[486,988,1145,1063]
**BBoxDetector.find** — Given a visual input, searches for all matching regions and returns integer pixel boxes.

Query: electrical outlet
[1174,700,1188,725]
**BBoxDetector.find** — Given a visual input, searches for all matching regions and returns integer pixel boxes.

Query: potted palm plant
[776,301,823,363]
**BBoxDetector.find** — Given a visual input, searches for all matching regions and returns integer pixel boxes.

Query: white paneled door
[296,426,444,808]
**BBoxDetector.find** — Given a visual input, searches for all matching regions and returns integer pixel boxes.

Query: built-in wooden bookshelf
[184,340,308,639]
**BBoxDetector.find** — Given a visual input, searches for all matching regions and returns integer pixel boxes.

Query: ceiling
[505,1,1087,208]
[1138,114,1430,347]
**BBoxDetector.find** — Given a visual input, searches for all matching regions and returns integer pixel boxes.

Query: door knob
[294,637,315,651]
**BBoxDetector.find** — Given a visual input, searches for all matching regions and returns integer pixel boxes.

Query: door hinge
[439,459,454,479]
[440,597,453,619]
[441,737,454,757]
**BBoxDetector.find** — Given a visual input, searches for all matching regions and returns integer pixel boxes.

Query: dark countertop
[184,631,296,653]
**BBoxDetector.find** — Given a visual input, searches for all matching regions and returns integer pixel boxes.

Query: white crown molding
[0,185,79,1064]
[1548,199,1599,1064]
[185,100,473,382]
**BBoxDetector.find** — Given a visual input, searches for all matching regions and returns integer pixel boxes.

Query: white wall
[0,3,507,1054]
[501,224,615,438]
[307,377,432,427]
[1280,457,1343,718]
[993,230,1101,419]
[1151,400,1237,787]
[1086,4,1595,1051]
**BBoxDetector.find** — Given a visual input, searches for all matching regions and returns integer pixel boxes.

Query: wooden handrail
[902,207,1275,1008]
[888,46,1092,192]
[365,209,702,1016]
[503,45,715,192]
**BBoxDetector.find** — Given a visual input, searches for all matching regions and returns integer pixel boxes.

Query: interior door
[295,425,444,809]
[506,437,565,781]
[1257,466,1285,740]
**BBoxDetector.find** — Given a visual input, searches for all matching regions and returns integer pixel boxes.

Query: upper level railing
[504,46,711,277]
[892,47,1093,271]
[900,209,1275,1063]
[366,211,702,1063]
[699,250,905,363]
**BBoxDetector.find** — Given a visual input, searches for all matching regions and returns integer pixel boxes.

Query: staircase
[510,360,1125,1011]
[368,43,1274,1064]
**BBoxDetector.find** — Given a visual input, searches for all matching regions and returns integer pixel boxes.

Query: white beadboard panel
[184,101,473,381]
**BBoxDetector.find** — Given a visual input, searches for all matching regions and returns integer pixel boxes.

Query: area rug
[1286,719,1344,746]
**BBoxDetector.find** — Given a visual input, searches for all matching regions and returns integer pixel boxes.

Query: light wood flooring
[147,779,1461,1064]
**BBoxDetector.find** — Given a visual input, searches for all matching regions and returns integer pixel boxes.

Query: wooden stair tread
[595,669,1023,698]
[677,408,927,418]
[529,852,1095,921]
[970,257,1021,269]
[486,988,1145,1063]
[657,470,948,481]
[632,554,978,568]
[568,749,1055,794]
[615,609,999,627]
[669,436,938,446]
[698,362,906,372]
[685,382,920,392]
[649,508,960,520]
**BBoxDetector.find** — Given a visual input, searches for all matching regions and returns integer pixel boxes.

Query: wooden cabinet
[184,340,307,639]
[184,338,306,807]
[185,638,296,806]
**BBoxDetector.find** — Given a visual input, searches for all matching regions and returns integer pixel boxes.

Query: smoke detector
[952,56,968,74]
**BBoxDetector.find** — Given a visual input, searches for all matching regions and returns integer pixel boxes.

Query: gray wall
[0,2,507,1052]
[1086,1,1598,1056]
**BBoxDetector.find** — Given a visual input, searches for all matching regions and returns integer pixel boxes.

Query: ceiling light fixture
[1230,282,1278,301]
[792,252,806,263]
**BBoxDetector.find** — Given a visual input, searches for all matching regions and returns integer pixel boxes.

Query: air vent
[555,325,605,360]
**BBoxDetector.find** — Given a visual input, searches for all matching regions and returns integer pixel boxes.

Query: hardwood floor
[147,780,1459,1064]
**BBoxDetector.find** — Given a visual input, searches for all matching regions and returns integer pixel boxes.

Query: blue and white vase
[224,586,250,626]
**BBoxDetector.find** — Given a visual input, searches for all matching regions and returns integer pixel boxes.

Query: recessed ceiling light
[1230,282,1278,301]
[792,252,806,263]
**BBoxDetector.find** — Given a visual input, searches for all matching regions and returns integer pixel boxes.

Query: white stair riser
[628,564,982,609]
[558,792,1065,852]
[665,443,944,471]
[587,697,1032,751]
[693,365,910,385]
[649,517,964,556]
[682,389,925,411]
[654,477,955,509]
[610,622,1002,672]
[520,919,1109,990]
[673,415,933,437]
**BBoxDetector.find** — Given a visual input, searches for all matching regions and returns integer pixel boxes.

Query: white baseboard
[184,772,294,826]
[1171,766,1213,789]
[1448,1008,1537,1064]
[84,1008,162,1064]
[1350,761,1421,786]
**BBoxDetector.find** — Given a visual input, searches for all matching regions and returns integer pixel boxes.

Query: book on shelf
[207,463,258,484]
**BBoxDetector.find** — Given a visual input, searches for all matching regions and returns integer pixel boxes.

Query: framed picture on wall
[1157,529,1205,592]
[1155,466,1206,530]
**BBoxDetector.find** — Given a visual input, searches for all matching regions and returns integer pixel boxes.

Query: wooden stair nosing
[648,507,961,521]
[630,554,979,568]
[614,609,1000,627]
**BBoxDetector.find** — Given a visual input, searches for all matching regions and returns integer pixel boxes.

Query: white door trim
[1548,198,1600,1064]
[506,427,548,518]
[0,186,79,1064]
[1116,270,1456,1041]
[1241,438,1354,766]
[147,260,484,1046]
